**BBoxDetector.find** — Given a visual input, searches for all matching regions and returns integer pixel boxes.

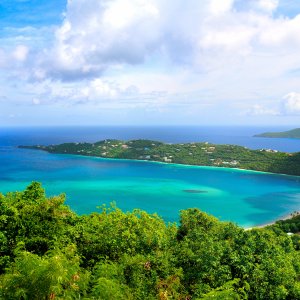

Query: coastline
[48,149,300,179]
[245,213,297,230]
[16,148,300,229]
[56,152,300,229]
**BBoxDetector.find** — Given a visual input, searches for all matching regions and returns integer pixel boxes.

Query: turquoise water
[1,145,300,228]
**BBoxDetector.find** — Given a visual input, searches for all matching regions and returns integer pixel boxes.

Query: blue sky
[1,0,300,126]
[0,0,65,26]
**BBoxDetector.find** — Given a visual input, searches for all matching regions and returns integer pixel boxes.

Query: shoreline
[47,150,300,179]
[17,148,300,229]
[245,213,296,230]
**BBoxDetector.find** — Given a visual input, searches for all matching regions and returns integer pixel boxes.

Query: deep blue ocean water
[0,126,299,227]
[1,125,300,151]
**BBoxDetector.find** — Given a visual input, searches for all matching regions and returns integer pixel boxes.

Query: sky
[1,0,300,126]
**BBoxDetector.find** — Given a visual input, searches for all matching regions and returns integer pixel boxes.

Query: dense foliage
[1,182,300,299]
[267,212,300,250]
[20,139,300,175]
[272,212,300,233]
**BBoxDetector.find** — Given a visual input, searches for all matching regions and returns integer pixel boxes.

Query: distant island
[255,128,300,139]
[19,139,300,176]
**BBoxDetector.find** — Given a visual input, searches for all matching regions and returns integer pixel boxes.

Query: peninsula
[255,128,300,139]
[19,139,300,176]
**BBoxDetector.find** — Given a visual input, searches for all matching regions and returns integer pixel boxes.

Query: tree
[0,247,90,300]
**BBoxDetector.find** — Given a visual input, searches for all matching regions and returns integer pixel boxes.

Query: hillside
[255,128,300,139]
[19,139,300,176]
[1,182,300,299]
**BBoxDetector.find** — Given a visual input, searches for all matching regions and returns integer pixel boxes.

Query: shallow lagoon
[1,145,300,228]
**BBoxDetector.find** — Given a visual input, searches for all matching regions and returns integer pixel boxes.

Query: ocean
[1,125,300,152]
[0,125,299,227]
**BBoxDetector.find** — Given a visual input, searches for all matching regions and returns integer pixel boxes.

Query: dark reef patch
[183,189,208,194]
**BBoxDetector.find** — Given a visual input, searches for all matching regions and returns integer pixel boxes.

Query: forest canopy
[1,182,300,299]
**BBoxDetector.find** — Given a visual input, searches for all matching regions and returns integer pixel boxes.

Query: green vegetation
[1,182,300,299]
[255,128,300,139]
[20,139,300,175]
[266,212,300,250]
[271,212,300,233]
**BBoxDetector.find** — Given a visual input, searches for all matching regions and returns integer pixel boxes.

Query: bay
[0,126,300,228]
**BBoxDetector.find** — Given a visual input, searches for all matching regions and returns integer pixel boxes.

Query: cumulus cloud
[36,1,224,79]
[208,0,234,16]
[259,14,300,47]
[34,0,300,81]
[281,92,300,114]
[2,0,300,84]
[2,0,300,125]
[43,0,163,81]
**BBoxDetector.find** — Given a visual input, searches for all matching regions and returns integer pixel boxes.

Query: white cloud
[38,0,300,81]
[199,22,256,54]
[0,45,30,71]
[247,92,300,116]
[24,78,137,106]
[44,0,163,80]
[256,0,279,13]
[248,104,279,116]
[208,0,234,16]
[2,0,300,125]
[103,0,159,29]
[259,14,300,47]
[80,78,119,99]
[281,92,300,114]
[13,45,29,62]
